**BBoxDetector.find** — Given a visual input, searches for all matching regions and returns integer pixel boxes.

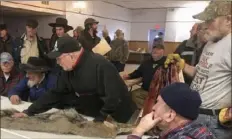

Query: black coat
[79,30,100,51]
[0,35,18,62]
[25,51,137,123]
[129,56,166,91]
[175,40,205,85]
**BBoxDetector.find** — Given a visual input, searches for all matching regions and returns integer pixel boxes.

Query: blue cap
[160,83,202,120]
[0,52,13,64]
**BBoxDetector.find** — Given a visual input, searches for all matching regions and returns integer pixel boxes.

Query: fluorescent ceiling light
[73,1,86,9]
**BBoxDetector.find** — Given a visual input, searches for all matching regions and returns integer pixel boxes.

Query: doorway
[148,29,165,52]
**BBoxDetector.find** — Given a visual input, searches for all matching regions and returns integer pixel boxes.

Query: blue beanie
[160,83,202,120]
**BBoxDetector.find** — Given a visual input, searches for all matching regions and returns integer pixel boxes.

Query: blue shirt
[8,73,57,102]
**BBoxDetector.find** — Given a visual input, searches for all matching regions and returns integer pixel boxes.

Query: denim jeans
[196,114,232,139]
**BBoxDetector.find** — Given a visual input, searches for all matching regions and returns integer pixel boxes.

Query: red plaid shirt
[0,68,23,96]
[128,121,216,139]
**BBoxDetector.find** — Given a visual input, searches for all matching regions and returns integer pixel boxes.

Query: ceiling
[102,0,210,9]
[0,6,58,17]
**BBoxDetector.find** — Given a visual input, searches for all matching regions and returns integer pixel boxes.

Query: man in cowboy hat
[48,17,73,51]
[79,18,101,51]
[12,36,137,124]
[48,17,74,74]
[8,57,57,105]
[164,1,231,138]
[15,19,49,66]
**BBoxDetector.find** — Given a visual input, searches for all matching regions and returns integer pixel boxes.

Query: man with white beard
[8,57,57,104]
[164,1,231,138]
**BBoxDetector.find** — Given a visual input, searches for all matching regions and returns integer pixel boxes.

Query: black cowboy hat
[19,57,50,72]
[49,17,73,31]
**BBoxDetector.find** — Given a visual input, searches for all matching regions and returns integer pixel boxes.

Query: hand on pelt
[93,112,108,123]
[164,54,185,70]
[12,112,28,118]
[219,107,232,128]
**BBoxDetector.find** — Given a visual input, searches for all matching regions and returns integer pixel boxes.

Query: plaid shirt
[0,68,23,96]
[128,121,216,139]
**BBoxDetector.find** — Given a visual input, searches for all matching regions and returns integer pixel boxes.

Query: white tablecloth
[1,96,150,139]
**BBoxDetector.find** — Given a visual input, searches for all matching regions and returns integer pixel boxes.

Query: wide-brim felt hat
[19,57,51,72]
[49,17,73,31]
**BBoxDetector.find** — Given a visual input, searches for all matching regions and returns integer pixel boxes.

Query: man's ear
[225,15,231,26]
[165,110,176,123]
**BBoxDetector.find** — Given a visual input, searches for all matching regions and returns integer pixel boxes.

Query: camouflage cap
[193,1,231,21]
[74,26,84,33]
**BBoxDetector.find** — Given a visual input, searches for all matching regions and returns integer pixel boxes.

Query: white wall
[130,3,208,42]
[165,7,205,42]
[65,1,131,40]
[130,9,167,41]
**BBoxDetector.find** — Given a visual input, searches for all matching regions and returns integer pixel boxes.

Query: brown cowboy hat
[49,17,73,31]
[19,57,50,72]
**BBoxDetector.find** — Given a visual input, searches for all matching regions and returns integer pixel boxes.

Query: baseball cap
[193,1,231,21]
[47,36,82,59]
[0,23,7,31]
[160,83,202,120]
[84,18,99,26]
[153,44,164,49]
[26,19,38,29]
[0,52,13,64]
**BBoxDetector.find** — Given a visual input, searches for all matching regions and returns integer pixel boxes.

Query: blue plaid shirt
[128,121,216,139]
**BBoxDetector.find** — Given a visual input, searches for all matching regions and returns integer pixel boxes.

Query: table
[0,96,150,139]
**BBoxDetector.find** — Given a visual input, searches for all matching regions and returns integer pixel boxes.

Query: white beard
[27,80,37,88]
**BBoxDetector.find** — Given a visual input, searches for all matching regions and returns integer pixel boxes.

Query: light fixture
[73,1,86,10]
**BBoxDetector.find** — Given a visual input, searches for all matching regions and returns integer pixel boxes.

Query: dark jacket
[128,121,216,139]
[24,51,137,123]
[0,67,23,96]
[49,33,58,51]
[105,36,111,45]
[14,34,49,66]
[79,30,100,51]
[8,73,57,102]
[129,56,166,91]
[175,40,205,85]
[0,35,17,60]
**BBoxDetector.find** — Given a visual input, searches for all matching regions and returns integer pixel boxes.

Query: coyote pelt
[0,109,134,138]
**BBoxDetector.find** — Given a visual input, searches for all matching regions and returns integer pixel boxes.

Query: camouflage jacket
[107,38,129,63]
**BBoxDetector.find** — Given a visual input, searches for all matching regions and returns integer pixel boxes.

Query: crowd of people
[0,1,231,139]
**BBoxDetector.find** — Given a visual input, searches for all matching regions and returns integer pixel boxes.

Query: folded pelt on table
[0,108,135,138]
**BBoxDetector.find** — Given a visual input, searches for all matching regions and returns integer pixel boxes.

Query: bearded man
[8,57,57,104]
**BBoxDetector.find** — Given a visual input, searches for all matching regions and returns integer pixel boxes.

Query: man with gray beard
[8,57,57,104]
[165,1,231,138]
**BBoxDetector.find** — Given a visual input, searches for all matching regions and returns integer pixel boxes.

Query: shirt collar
[0,67,19,78]
[160,120,191,139]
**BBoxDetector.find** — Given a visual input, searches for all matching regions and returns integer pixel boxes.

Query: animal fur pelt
[0,109,135,138]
